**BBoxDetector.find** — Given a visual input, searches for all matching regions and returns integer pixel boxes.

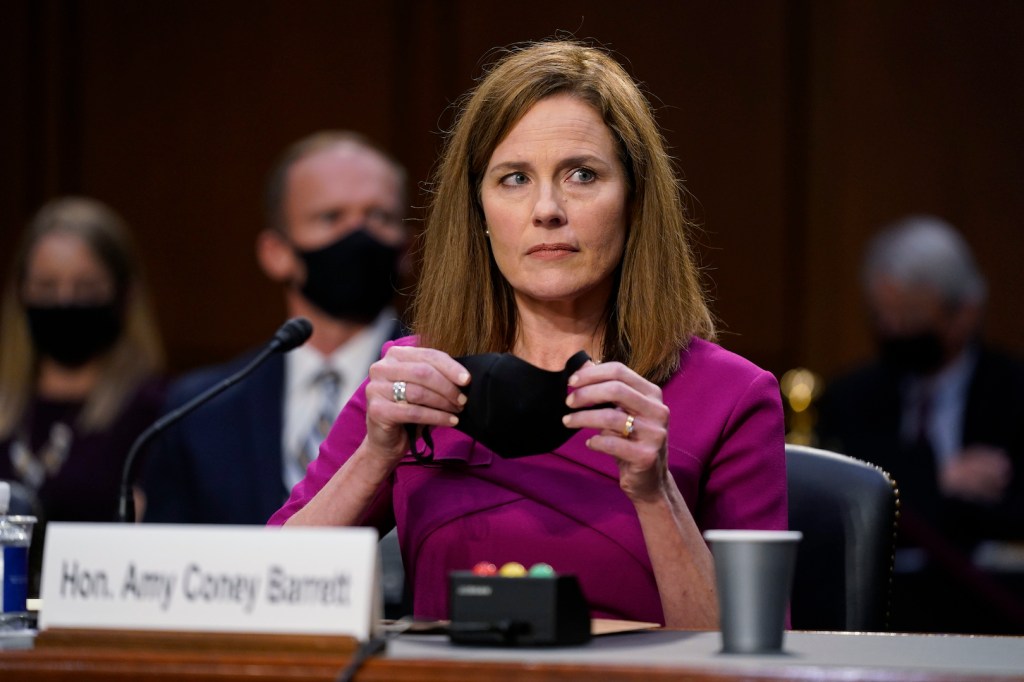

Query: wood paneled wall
[3,0,1022,382]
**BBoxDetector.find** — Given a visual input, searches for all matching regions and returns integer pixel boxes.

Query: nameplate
[38,523,381,640]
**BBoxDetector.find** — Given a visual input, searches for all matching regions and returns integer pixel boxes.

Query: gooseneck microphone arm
[117,317,313,523]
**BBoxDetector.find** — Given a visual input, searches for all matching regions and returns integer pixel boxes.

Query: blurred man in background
[817,215,1024,634]
[141,130,410,615]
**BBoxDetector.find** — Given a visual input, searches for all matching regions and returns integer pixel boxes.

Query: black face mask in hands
[295,227,401,324]
[25,303,123,368]
[408,350,594,461]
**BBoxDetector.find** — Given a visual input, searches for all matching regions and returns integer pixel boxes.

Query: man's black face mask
[878,330,946,376]
[294,227,400,324]
[408,350,593,460]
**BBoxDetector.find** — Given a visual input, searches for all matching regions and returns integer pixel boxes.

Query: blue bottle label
[2,545,29,613]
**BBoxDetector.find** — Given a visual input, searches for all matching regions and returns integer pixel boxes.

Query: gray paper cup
[703,529,802,654]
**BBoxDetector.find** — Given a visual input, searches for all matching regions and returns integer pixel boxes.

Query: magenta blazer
[269,336,787,624]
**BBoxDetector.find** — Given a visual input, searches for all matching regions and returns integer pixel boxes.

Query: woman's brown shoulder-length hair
[411,39,715,384]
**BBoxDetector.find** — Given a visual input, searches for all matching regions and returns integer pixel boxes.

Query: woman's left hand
[562,361,670,503]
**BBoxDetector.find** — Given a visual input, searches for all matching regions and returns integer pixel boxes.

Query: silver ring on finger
[393,381,408,403]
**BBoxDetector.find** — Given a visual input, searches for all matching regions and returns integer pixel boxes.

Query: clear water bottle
[0,481,36,630]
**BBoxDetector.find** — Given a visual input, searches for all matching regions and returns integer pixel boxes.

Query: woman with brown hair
[0,197,165,529]
[270,41,787,628]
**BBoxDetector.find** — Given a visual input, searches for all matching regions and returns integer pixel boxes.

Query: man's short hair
[263,131,407,234]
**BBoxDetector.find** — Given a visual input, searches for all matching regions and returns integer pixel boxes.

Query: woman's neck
[36,358,102,401]
[512,294,608,370]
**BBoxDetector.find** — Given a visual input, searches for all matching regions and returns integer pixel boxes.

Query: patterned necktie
[298,369,341,472]
[915,383,933,450]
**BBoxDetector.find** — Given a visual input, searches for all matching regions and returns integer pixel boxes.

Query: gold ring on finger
[621,414,635,439]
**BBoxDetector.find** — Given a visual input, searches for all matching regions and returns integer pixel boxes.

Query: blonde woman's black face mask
[408,350,594,460]
[25,303,122,368]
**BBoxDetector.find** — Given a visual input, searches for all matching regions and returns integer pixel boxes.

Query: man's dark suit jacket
[816,345,1024,546]
[141,352,289,524]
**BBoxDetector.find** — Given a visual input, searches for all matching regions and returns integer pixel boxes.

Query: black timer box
[447,572,591,646]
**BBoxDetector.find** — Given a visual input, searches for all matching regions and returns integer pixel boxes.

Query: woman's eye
[23,280,56,296]
[74,281,114,302]
[571,168,596,183]
[500,172,529,186]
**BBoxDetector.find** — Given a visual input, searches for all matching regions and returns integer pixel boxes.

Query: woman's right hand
[363,345,470,465]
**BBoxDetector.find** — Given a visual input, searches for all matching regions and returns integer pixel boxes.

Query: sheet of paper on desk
[384,618,661,636]
[591,619,661,635]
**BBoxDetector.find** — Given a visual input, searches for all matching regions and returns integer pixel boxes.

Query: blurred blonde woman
[0,197,165,528]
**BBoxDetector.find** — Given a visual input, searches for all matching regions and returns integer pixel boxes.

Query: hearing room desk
[2,629,1024,681]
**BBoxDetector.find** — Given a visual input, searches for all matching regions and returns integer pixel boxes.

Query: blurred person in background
[141,131,409,526]
[0,196,166,590]
[817,215,1024,634]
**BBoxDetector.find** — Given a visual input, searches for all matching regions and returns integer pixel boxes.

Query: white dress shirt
[281,310,397,491]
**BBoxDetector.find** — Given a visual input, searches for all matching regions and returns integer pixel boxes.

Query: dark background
[3,0,1022,383]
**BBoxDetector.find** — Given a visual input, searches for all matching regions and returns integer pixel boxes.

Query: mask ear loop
[404,423,435,462]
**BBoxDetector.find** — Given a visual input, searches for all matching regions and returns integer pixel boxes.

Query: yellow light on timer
[779,368,823,445]
[498,562,527,577]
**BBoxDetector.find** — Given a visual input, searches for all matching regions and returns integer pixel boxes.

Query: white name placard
[39,523,381,640]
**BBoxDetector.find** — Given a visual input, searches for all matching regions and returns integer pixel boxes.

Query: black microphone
[117,317,313,522]
[270,316,315,353]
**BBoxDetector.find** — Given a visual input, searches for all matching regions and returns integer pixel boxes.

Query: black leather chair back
[786,444,898,631]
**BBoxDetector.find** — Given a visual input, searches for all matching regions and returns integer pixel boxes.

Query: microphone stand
[117,318,312,522]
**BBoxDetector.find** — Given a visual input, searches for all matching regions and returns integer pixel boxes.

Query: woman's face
[480,94,629,310]
[21,232,116,307]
